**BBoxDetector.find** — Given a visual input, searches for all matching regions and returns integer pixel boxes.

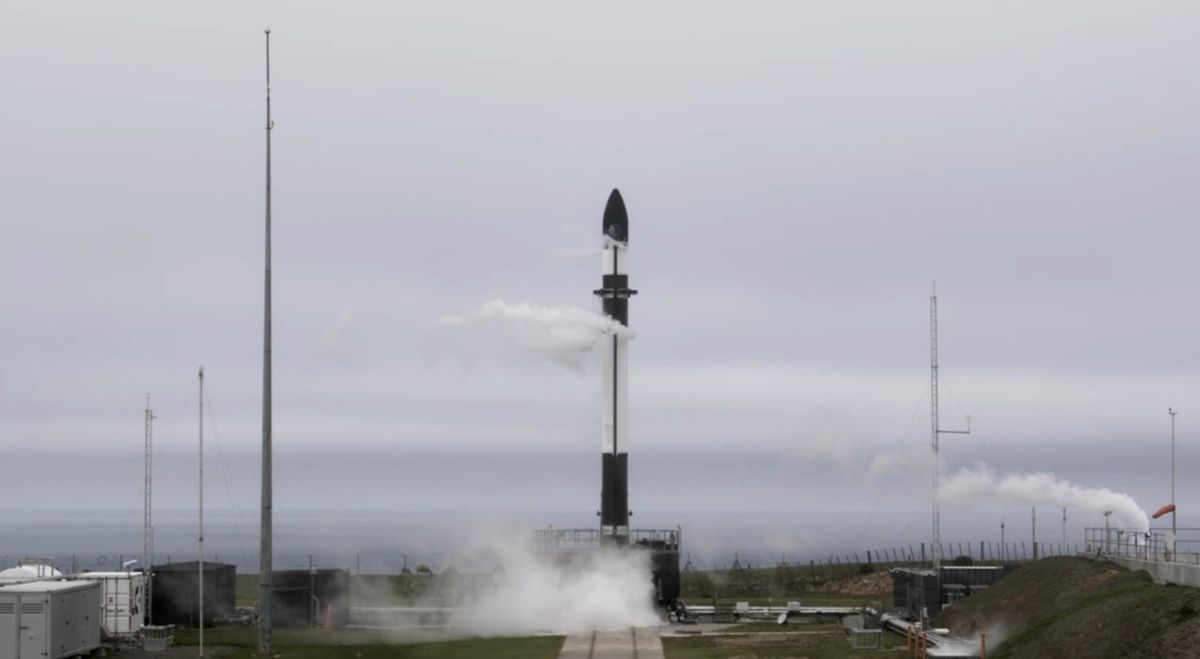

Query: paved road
[558,627,665,659]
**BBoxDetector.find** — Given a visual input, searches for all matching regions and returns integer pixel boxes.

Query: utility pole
[1170,408,1178,539]
[1062,506,1067,549]
[1031,506,1037,559]
[198,367,205,659]
[930,282,970,573]
[1000,519,1005,561]
[259,27,275,658]
[144,395,156,626]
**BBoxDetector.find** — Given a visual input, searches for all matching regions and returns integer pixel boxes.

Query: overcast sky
[2,1,1199,535]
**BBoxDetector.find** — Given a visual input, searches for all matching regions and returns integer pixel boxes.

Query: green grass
[174,626,563,659]
[933,557,1200,659]
[663,629,908,658]
[236,573,258,607]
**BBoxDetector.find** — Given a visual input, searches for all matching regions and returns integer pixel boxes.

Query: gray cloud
[2,1,1198,542]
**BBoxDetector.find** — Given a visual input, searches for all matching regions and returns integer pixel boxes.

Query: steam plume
[940,463,1149,530]
[439,299,632,371]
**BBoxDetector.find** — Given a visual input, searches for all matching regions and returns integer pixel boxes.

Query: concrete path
[557,627,665,659]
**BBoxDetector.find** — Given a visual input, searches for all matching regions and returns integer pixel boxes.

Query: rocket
[594,189,636,543]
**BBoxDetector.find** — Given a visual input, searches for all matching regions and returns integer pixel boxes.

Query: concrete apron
[558,627,665,659]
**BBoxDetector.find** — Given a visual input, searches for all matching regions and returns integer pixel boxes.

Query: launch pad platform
[532,528,682,608]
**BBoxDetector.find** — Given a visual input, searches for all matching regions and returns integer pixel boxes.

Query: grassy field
[662,629,909,658]
[174,627,563,659]
[935,556,1200,658]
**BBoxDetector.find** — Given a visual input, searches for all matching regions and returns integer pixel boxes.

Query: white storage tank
[0,580,101,659]
[74,571,146,636]
[0,564,63,585]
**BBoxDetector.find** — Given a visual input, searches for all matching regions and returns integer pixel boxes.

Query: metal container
[150,562,235,628]
[0,580,101,659]
[271,569,350,628]
[74,570,147,636]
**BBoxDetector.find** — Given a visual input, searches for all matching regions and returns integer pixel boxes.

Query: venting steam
[939,463,1150,530]
[439,299,632,371]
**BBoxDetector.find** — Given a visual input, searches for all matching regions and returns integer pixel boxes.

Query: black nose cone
[603,188,628,242]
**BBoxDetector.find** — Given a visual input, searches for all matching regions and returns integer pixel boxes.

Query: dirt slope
[933,556,1200,658]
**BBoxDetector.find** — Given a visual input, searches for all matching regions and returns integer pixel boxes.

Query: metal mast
[930,284,940,569]
[258,27,275,658]
[930,282,969,572]
[1062,506,1067,548]
[1170,408,1178,538]
[143,394,156,626]
[198,367,205,658]
[1031,506,1037,559]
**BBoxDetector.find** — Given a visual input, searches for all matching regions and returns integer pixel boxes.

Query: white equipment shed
[75,571,146,636]
[0,580,101,659]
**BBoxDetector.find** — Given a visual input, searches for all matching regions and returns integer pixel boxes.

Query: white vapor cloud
[939,463,1149,531]
[438,299,632,371]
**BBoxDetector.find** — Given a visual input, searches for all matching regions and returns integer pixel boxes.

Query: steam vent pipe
[594,189,636,544]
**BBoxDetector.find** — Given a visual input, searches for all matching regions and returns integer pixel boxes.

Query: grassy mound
[934,556,1200,658]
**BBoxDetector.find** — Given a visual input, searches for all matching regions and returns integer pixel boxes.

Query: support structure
[259,27,275,657]
[930,282,970,571]
[198,367,205,659]
[1170,408,1178,539]
[143,395,156,626]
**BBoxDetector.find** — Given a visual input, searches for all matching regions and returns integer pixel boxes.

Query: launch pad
[532,528,682,609]
[532,189,681,613]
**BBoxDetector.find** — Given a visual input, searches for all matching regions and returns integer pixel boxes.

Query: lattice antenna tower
[931,282,970,572]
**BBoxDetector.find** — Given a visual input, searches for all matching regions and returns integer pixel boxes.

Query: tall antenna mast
[198,367,205,658]
[144,394,156,626]
[258,27,275,658]
[1170,408,1178,540]
[930,281,970,573]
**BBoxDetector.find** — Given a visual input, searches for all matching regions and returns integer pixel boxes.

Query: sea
[0,507,1096,574]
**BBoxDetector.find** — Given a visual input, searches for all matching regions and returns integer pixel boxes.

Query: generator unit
[0,580,101,659]
[75,571,146,636]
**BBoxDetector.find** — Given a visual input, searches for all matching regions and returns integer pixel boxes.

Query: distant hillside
[934,556,1200,658]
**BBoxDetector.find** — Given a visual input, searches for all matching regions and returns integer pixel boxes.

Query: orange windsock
[1152,504,1176,519]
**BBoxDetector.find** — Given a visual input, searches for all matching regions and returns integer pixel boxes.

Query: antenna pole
[198,367,205,658]
[258,28,276,652]
[259,27,275,658]
[144,394,156,626]
[931,282,970,577]
[1031,506,1037,560]
[1170,408,1177,539]
[931,282,940,571]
